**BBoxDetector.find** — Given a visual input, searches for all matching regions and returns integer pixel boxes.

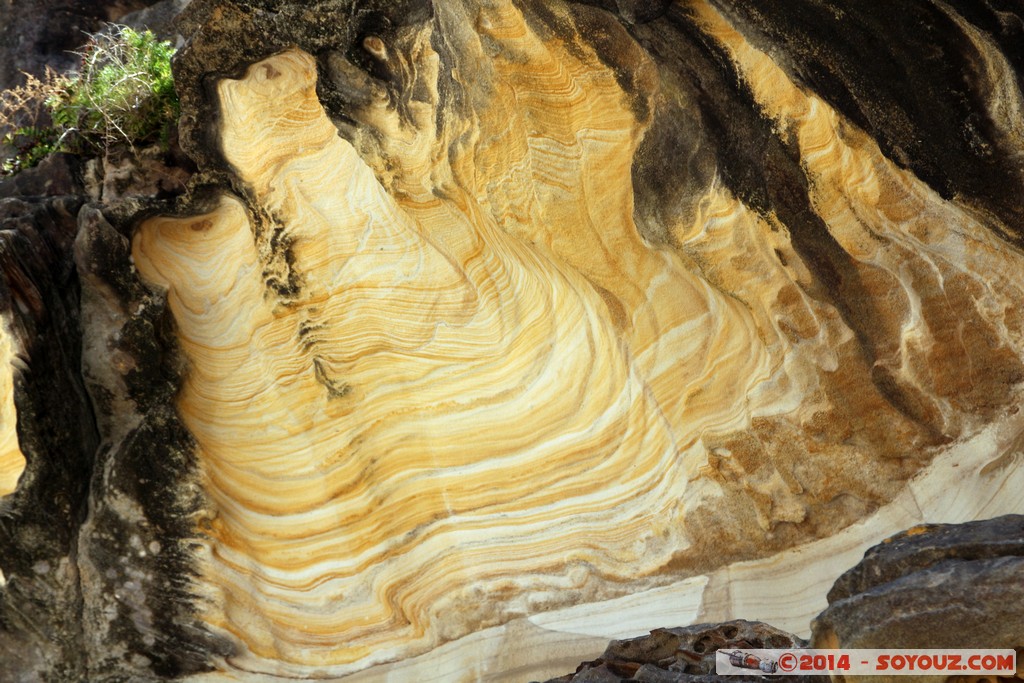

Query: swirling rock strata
[126,0,1024,677]
[135,46,700,675]
[0,0,1023,680]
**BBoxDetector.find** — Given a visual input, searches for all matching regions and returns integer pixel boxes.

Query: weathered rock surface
[0,154,82,201]
[540,518,1024,682]
[538,621,828,683]
[0,193,94,679]
[0,0,160,90]
[812,515,1024,655]
[0,0,1022,681]
[152,0,1024,676]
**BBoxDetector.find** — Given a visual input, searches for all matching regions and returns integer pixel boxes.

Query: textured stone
[812,516,1024,655]
[826,514,1024,604]
[0,194,93,680]
[0,0,1022,680]
[0,153,83,200]
[539,621,827,683]
[120,0,192,40]
[0,0,155,90]
[137,2,1024,675]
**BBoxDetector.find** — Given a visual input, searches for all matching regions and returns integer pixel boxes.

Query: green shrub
[53,26,179,148]
[0,25,179,175]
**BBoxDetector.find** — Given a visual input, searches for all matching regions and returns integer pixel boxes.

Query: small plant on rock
[53,25,179,150]
[0,25,179,176]
[0,70,66,175]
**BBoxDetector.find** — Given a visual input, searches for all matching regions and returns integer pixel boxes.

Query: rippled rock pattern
[154,0,1024,675]
[1,0,1024,680]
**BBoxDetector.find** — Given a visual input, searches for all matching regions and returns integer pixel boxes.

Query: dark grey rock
[826,515,1024,603]
[119,0,192,42]
[0,192,215,681]
[813,515,1024,651]
[0,194,93,681]
[538,621,828,683]
[0,1,158,91]
[0,154,82,199]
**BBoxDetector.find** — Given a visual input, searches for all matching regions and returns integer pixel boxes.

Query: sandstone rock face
[0,0,1023,680]
[538,519,1024,683]
[0,313,25,497]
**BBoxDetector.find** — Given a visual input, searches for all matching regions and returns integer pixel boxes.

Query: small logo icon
[723,650,779,674]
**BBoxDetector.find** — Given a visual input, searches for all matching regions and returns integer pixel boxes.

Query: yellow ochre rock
[129,0,1024,677]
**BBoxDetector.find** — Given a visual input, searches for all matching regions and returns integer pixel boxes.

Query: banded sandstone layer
[1,0,1024,681]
